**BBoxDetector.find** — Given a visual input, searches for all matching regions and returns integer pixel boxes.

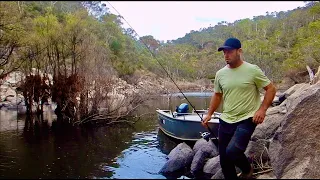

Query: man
[202,37,276,179]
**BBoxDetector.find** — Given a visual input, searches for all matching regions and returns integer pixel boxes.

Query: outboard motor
[175,103,189,115]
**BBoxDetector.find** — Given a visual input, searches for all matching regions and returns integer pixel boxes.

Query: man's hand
[202,92,222,127]
[253,108,266,124]
[201,115,212,127]
[253,83,276,124]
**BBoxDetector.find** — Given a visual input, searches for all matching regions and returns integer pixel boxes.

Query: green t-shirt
[214,61,271,123]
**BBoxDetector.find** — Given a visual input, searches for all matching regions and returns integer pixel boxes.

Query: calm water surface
[0,93,213,179]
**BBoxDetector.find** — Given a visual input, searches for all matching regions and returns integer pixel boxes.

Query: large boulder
[251,106,286,141]
[268,83,320,178]
[283,83,308,97]
[203,155,220,175]
[283,83,310,113]
[190,149,210,175]
[192,138,218,157]
[1,71,23,86]
[159,142,194,174]
[0,101,11,108]
[0,85,15,101]
[245,140,270,164]
[167,142,192,160]
[252,83,310,142]
[190,138,219,176]
[211,168,224,179]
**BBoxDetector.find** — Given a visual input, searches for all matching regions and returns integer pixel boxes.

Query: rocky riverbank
[0,70,213,114]
[0,71,27,112]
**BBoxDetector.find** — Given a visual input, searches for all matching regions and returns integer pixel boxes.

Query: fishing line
[106,1,218,140]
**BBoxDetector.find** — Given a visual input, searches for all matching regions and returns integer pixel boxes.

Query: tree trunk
[79,90,88,120]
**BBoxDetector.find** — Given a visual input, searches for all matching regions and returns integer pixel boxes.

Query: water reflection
[157,128,180,155]
[0,115,139,178]
[101,130,167,179]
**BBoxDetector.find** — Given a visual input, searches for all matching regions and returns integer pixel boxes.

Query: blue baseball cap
[218,38,241,51]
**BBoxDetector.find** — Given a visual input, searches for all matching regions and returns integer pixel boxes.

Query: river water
[0,92,213,179]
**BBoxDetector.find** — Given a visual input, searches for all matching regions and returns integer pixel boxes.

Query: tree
[139,35,160,52]
[0,2,27,81]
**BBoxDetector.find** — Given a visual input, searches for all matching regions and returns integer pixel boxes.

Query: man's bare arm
[260,83,277,111]
[202,92,223,127]
[253,83,276,124]
[207,92,223,116]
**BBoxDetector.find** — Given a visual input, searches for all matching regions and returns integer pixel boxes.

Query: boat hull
[156,110,220,141]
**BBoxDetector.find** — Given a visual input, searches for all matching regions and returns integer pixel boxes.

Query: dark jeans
[218,117,257,179]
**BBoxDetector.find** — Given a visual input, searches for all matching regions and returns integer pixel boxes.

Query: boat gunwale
[156,109,220,123]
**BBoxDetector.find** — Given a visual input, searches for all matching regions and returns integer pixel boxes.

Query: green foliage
[163,3,320,82]
[110,40,122,55]
[33,13,60,37]
[0,1,29,78]
[1,1,320,85]
[284,19,320,72]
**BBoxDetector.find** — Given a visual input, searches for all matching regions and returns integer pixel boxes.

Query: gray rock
[265,106,282,116]
[0,101,11,108]
[284,83,310,112]
[269,83,320,178]
[251,112,285,141]
[190,149,210,175]
[5,95,16,102]
[203,155,220,175]
[245,140,270,164]
[159,155,186,174]
[211,168,224,179]
[283,83,309,97]
[160,142,194,174]
[3,71,23,85]
[193,138,218,157]
[168,142,193,160]
[4,88,16,98]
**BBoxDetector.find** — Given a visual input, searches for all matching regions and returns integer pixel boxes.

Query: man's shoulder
[216,65,228,75]
[243,61,261,71]
[243,61,258,68]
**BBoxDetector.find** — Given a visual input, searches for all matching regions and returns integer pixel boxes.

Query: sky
[103,1,306,42]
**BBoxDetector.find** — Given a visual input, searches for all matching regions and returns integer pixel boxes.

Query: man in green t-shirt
[202,37,276,179]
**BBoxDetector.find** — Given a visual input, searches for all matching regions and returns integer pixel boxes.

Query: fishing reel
[200,132,211,142]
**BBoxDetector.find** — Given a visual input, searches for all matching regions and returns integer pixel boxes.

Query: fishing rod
[106,2,218,140]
